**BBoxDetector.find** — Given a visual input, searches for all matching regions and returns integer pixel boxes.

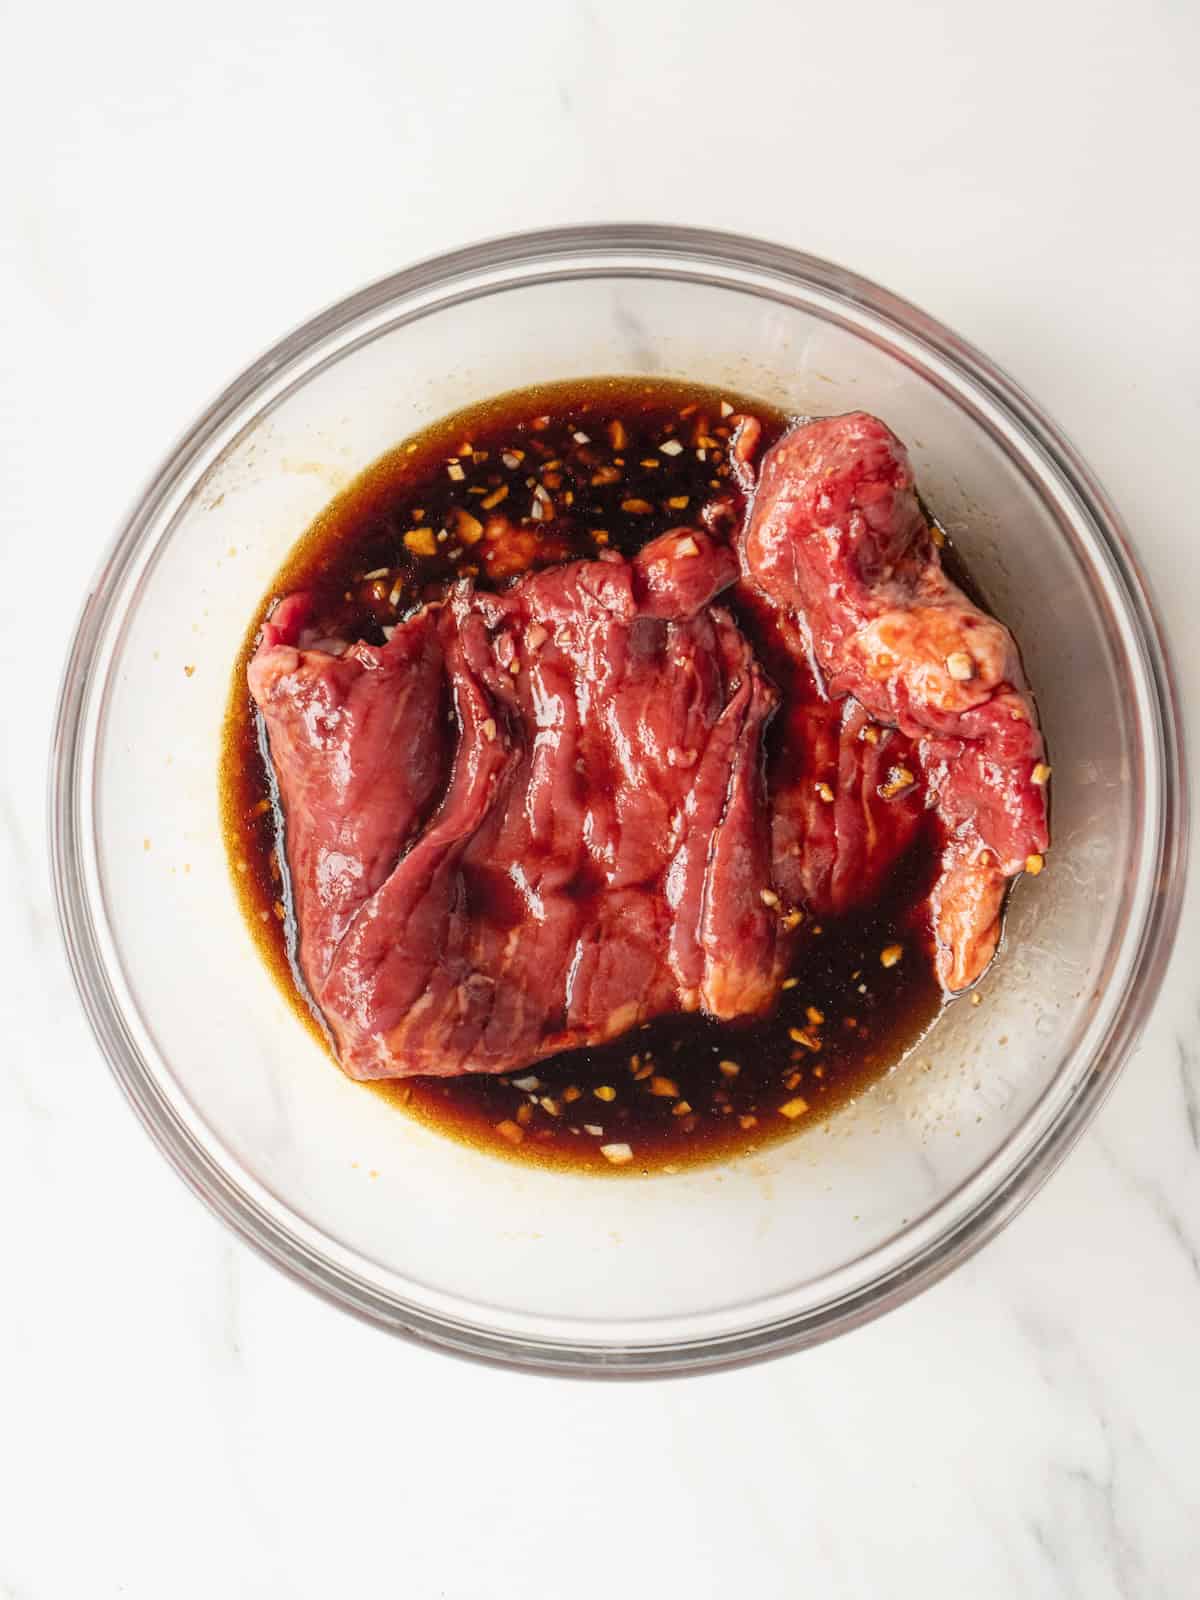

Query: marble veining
[1174,1018,1200,1153]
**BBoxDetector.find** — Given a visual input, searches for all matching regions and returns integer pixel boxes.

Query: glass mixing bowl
[51,226,1186,1375]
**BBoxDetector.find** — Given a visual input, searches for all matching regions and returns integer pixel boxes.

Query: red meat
[740,411,1049,989]
[250,530,784,1078]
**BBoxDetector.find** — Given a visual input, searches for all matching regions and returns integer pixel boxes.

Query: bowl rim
[49,223,1189,1377]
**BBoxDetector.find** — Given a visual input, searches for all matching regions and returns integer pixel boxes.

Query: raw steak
[740,411,1049,989]
[249,531,784,1078]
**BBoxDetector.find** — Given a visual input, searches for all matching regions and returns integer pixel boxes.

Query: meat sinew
[740,411,1049,990]
[249,530,786,1080]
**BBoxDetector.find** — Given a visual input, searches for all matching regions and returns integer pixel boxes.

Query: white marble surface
[3,1,1198,1594]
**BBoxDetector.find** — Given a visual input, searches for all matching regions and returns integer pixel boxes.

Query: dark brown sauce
[221,378,944,1173]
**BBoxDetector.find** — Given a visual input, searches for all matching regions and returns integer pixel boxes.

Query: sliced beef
[740,411,1049,990]
[251,409,1048,1083]
[734,590,928,925]
[250,529,784,1079]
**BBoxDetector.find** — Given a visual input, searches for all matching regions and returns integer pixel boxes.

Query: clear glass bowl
[51,226,1186,1375]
